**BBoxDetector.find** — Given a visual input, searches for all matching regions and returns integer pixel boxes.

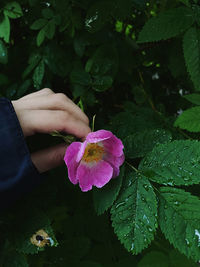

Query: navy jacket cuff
[0,98,43,210]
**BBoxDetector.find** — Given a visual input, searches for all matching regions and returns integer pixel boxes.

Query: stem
[92,114,96,132]
[125,160,139,173]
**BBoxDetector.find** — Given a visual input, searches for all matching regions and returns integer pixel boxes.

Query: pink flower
[64,130,124,192]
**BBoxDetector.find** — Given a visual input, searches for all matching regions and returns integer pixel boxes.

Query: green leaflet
[183,93,200,105]
[0,15,10,43]
[183,27,200,91]
[111,171,158,254]
[158,187,200,262]
[138,7,195,43]
[123,129,172,159]
[33,60,45,89]
[4,2,23,19]
[139,140,200,186]
[93,165,124,215]
[174,106,200,132]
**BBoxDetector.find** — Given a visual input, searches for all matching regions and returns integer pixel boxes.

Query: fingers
[19,88,54,100]
[19,109,91,139]
[31,143,67,173]
[17,92,89,125]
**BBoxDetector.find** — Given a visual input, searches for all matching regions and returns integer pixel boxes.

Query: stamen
[82,143,104,163]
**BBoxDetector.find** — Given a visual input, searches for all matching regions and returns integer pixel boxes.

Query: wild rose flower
[64,130,124,192]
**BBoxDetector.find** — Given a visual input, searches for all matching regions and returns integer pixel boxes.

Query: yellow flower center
[82,143,104,163]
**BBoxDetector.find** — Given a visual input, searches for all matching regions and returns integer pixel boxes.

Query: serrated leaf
[36,28,45,46]
[124,129,172,159]
[174,107,200,132]
[159,187,200,262]
[139,140,200,186]
[183,93,200,105]
[30,18,47,30]
[111,171,158,254]
[183,27,200,91]
[0,15,10,43]
[0,40,8,64]
[4,2,23,19]
[93,165,124,215]
[33,60,45,89]
[138,7,195,43]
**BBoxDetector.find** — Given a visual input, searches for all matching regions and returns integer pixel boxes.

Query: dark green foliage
[183,27,200,91]
[1,0,200,266]
[158,187,200,261]
[111,171,158,254]
[174,106,200,132]
[93,165,124,215]
[138,7,195,43]
[139,140,200,186]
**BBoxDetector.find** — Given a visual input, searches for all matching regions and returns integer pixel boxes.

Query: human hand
[12,88,91,173]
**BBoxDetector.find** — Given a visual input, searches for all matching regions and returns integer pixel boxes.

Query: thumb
[31,143,68,173]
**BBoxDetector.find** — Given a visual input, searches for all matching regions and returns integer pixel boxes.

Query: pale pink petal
[86,130,112,143]
[76,160,113,192]
[104,153,125,177]
[102,135,124,157]
[64,142,81,184]
[76,140,88,162]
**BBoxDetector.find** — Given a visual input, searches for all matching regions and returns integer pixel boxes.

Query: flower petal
[76,160,113,192]
[86,130,112,143]
[102,135,124,157]
[64,142,82,184]
[104,153,125,177]
[76,140,87,162]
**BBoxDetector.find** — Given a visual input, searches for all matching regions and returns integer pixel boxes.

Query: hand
[12,88,91,173]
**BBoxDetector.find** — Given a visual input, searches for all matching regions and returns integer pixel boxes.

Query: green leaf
[30,18,47,30]
[93,165,124,215]
[85,1,112,33]
[183,93,200,105]
[70,69,91,86]
[174,106,200,132]
[124,129,172,159]
[183,27,200,91]
[0,15,10,43]
[4,2,23,19]
[92,76,113,92]
[36,28,45,46]
[33,60,45,89]
[111,171,158,254]
[42,8,54,19]
[0,40,8,64]
[159,187,200,262]
[138,7,195,43]
[138,251,169,267]
[22,54,41,79]
[17,79,32,97]
[139,140,200,186]
[44,20,56,39]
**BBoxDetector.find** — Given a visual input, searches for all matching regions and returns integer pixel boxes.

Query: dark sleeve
[0,98,44,211]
